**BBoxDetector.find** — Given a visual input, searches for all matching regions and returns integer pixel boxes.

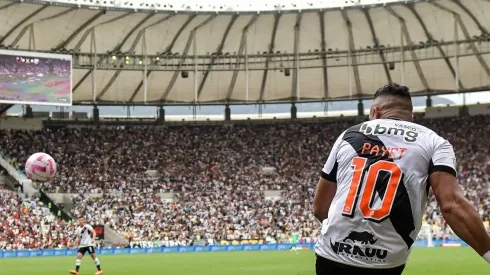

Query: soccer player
[313,83,490,274]
[290,230,299,252]
[69,217,103,275]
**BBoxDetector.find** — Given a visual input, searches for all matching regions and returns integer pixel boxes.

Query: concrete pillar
[426,96,432,108]
[93,106,99,123]
[225,105,231,121]
[460,106,469,117]
[357,100,364,116]
[291,103,297,119]
[158,106,165,123]
[25,105,33,118]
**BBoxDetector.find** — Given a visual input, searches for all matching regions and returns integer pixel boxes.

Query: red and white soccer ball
[25,153,57,183]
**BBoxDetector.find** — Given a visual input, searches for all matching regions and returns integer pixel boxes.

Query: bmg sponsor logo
[360,123,418,143]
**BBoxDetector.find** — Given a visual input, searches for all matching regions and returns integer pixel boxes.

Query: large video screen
[0,50,72,106]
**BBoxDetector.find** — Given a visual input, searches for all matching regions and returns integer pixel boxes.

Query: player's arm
[429,139,490,263]
[67,237,78,248]
[313,177,336,222]
[88,225,96,243]
[430,172,490,258]
[313,133,343,222]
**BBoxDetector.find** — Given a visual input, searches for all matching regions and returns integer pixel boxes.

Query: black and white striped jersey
[315,118,456,268]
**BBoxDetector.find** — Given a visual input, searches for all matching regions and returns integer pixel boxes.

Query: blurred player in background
[290,230,299,253]
[69,217,103,275]
[313,83,490,274]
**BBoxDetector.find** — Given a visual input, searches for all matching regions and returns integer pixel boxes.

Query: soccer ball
[25,153,57,183]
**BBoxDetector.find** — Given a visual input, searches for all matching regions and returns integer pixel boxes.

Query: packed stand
[0,185,72,250]
[0,115,488,247]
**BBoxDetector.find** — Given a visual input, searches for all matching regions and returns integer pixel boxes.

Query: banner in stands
[94,225,104,240]
[0,240,467,258]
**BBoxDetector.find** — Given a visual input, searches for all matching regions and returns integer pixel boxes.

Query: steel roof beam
[0,0,18,50]
[164,15,197,54]
[124,14,176,102]
[96,14,157,101]
[386,6,429,92]
[131,15,197,101]
[363,8,392,83]
[0,2,16,11]
[10,8,75,48]
[0,5,48,45]
[258,13,281,102]
[196,15,238,101]
[72,13,132,94]
[430,2,490,77]
[161,15,217,101]
[53,11,105,51]
[73,13,131,52]
[104,14,175,102]
[72,69,92,93]
[0,104,12,115]
[341,10,362,96]
[226,15,259,101]
[291,13,303,99]
[452,0,489,35]
[406,4,464,89]
[319,11,328,99]
[113,13,154,53]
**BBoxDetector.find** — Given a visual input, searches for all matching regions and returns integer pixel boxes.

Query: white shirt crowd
[0,115,488,249]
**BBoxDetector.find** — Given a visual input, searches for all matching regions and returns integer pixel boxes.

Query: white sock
[483,251,490,264]
[76,259,82,268]
[94,258,100,266]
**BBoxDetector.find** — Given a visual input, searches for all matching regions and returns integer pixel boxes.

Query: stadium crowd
[0,115,488,249]
[0,186,72,250]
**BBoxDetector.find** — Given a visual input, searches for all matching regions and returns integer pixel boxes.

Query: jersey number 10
[342,157,403,222]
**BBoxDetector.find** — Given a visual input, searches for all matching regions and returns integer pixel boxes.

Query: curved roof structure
[0,0,489,105]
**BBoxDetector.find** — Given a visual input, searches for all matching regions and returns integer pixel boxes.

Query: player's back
[315,118,456,268]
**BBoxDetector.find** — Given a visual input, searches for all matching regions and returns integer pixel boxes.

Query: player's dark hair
[373,83,411,101]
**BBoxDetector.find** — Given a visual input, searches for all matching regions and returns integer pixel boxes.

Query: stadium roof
[0,0,489,105]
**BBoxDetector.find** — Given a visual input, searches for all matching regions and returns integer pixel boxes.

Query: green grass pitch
[1,247,488,275]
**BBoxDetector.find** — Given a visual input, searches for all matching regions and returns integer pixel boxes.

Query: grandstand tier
[0,115,488,249]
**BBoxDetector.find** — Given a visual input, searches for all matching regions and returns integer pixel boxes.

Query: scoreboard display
[0,49,72,106]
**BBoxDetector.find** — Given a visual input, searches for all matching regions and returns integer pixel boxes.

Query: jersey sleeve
[321,132,345,183]
[85,224,94,232]
[429,137,457,177]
